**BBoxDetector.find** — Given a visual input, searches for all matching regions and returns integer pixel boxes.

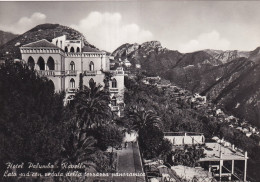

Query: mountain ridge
[113,41,260,127]
[0,30,19,47]
[0,23,98,60]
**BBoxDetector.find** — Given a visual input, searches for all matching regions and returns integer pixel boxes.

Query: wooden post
[244,152,248,182]
[219,153,223,181]
[231,160,234,175]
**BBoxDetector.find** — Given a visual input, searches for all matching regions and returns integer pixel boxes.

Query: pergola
[199,143,248,181]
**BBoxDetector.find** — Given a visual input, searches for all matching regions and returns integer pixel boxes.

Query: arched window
[111,96,117,106]
[76,47,80,53]
[28,56,35,70]
[70,78,75,88]
[70,47,75,53]
[89,61,94,71]
[37,57,45,70]
[112,78,117,88]
[56,40,58,46]
[89,78,94,85]
[70,61,75,70]
[60,41,62,48]
[65,46,68,52]
[47,57,55,70]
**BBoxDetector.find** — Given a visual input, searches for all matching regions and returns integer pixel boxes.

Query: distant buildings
[20,35,125,116]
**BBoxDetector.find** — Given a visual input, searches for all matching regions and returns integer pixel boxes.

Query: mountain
[0,23,98,60]
[112,42,260,127]
[0,30,19,47]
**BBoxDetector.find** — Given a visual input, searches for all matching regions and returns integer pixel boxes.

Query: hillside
[0,30,18,47]
[0,23,98,60]
[112,42,260,127]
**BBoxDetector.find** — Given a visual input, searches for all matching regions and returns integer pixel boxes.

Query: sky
[0,1,260,53]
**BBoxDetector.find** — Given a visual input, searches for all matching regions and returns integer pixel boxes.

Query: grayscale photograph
[0,1,259,182]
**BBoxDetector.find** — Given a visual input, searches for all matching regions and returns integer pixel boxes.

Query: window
[65,46,68,52]
[89,78,94,85]
[37,57,45,70]
[56,40,58,46]
[47,57,55,70]
[89,61,94,71]
[28,56,35,70]
[111,96,117,106]
[70,61,75,70]
[112,78,117,88]
[70,78,75,88]
[70,47,75,53]
[76,47,80,53]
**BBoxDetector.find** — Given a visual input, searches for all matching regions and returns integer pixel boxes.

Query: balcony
[66,70,77,76]
[37,70,56,76]
[111,106,119,112]
[66,88,78,93]
[84,70,97,76]
[36,70,65,77]
[110,70,124,75]
[109,88,119,93]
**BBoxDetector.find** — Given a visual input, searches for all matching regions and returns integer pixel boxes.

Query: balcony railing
[37,70,56,76]
[110,70,124,75]
[84,70,97,76]
[109,88,119,92]
[66,88,78,93]
[36,70,65,76]
[111,106,119,111]
[66,70,77,76]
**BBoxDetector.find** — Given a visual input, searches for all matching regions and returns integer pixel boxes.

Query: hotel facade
[19,35,125,116]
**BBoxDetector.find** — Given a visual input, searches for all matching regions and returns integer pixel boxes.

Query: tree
[73,81,112,129]
[167,146,205,167]
[61,121,97,169]
[102,71,113,91]
[138,126,171,159]
[0,61,66,178]
[79,73,83,90]
[94,124,123,152]
[128,106,162,133]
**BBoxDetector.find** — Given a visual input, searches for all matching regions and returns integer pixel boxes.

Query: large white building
[20,35,125,116]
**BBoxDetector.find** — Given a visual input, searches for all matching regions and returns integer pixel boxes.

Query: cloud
[71,11,153,52]
[0,12,46,34]
[178,30,231,53]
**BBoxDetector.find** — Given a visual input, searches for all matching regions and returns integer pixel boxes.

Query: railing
[110,70,124,75]
[84,70,97,76]
[66,88,78,93]
[37,70,56,76]
[111,106,119,111]
[109,88,119,92]
[164,132,204,136]
[65,70,77,76]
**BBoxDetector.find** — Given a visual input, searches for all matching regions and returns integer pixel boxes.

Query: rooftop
[199,143,247,162]
[21,39,59,49]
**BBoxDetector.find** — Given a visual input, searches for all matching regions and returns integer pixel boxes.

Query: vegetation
[167,146,205,167]
[93,124,123,152]
[0,61,122,181]
[123,71,260,179]
[138,126,172,160]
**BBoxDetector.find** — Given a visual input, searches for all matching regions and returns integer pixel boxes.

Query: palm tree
[62,128,97,166]
[73,81,112,129]
[128,106,162,133]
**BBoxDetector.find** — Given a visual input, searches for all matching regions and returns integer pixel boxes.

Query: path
[115,142,146,182]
